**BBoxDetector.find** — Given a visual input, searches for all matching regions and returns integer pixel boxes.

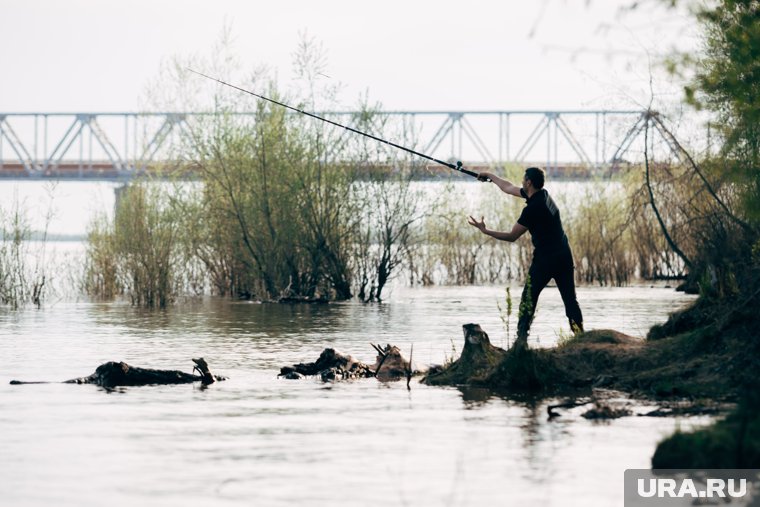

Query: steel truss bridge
[0,110,664,180]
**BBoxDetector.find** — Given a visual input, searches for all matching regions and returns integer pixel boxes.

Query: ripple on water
[0,285,706,507]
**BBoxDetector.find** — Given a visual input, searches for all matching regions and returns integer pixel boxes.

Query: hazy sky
[1,0,699,113]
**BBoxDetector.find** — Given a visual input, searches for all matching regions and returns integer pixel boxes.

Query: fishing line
[188,69,485,180]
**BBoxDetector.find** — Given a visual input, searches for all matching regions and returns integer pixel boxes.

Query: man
[467,167,583,347]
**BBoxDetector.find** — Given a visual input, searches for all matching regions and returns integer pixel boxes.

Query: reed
[0,200,48,309]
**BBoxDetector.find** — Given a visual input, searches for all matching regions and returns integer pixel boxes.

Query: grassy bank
[423,284,760,467]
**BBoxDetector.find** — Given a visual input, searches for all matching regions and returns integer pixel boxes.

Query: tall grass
[0,200,48,309]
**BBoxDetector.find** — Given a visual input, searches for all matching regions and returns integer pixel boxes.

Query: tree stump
[424,324,507,386]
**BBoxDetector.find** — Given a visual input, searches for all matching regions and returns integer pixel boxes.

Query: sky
[0,0,700,113]
[0,0,703,235]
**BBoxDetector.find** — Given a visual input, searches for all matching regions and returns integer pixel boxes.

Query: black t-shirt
[517,188,569,254]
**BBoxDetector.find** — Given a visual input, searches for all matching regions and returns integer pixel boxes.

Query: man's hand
[477,172,492,182]
[467,215,487,233]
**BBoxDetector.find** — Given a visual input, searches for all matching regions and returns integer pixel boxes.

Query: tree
[683,0,760,223]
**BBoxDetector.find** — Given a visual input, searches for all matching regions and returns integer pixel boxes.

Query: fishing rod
[187,69,487,181]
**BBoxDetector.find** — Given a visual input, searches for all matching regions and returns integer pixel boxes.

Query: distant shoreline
[25,232,86,242]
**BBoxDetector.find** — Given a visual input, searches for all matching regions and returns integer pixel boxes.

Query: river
[0,179,707,506]
[0,282,705,507]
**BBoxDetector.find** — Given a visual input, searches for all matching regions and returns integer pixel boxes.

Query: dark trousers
[516,247,583,341]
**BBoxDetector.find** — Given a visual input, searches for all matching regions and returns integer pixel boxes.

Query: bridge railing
[0,110,684,179]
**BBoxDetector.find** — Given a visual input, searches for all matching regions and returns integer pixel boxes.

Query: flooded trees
[84,183,188,308]
[186,103,360,302]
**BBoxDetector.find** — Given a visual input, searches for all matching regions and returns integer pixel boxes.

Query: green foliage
[652,400,760,468]
[497,286,513,348]
[0,200,48,309]
[184,97,425,302]
[84,28,758,307]
[684,0,760,223]
[354,170,426,302]
[555,327,577,348]
[443,338,458,368]
[655,0,760,303]
[84,105,426,306]
[350,108,428,302]
[107,32,428,304]
[191,108,328,300]
[82,215,120,300]
[84,183,190,308]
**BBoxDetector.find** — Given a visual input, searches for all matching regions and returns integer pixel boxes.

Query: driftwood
[279,348,374,381]
[581,401,633,420]
[279,344,433,382]
[638,402,730,418]
[371,343,431,379]
[10,358,226,389]
[547,398,594,418]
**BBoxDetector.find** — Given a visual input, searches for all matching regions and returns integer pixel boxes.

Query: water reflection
[0,284,708,506]
[458,386,493,406]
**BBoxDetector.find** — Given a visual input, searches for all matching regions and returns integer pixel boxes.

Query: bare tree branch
[644,115,694,271]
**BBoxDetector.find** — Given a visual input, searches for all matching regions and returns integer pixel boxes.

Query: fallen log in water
[371,343,433,379]
[279,344,436,382]
[279,348,374,381]
[10,358,226,389]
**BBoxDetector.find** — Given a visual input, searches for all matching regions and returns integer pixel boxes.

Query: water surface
[0,284,708,507]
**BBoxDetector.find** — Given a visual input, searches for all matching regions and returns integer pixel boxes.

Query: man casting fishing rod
[467,167,584,348]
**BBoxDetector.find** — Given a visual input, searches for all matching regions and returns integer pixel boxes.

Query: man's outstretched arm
[468,216,528,242]
[478,172,522,197]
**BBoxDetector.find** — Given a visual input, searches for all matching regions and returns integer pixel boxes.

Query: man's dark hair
[524,167,545,189]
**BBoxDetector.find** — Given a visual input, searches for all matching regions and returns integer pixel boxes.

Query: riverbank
[424,294,760,467]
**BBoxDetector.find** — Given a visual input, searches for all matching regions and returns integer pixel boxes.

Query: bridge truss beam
[0,110,684,179]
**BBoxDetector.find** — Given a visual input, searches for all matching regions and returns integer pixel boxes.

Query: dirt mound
[423,318,738,400]
[568,329,642,346]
